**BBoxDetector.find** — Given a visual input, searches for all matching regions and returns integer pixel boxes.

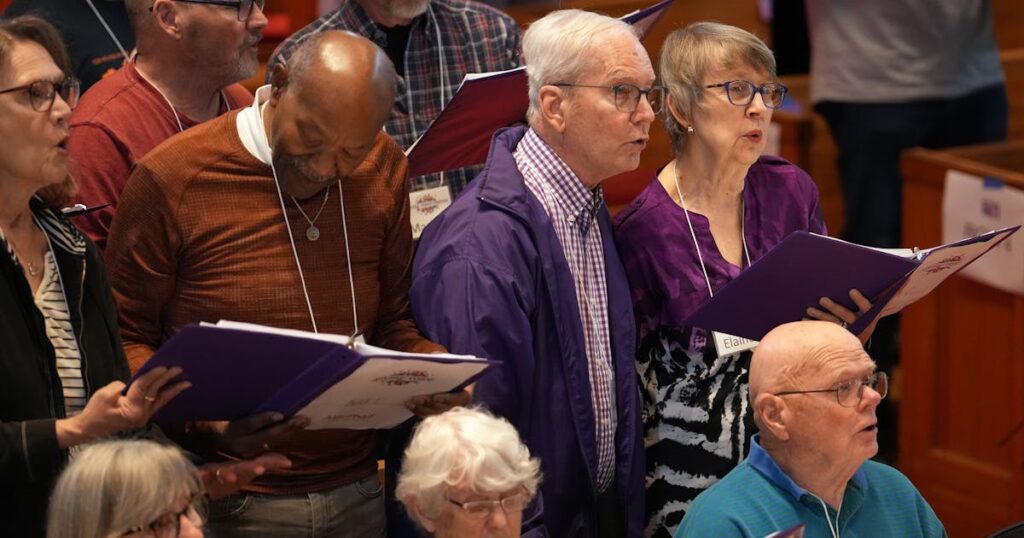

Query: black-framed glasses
[0,76,79,112]
[170,0,266,21]
[446,489,529,520]
[551,82,665,114]
[119,496,203,537]
[704,80,788,109]
[774,371,888,408]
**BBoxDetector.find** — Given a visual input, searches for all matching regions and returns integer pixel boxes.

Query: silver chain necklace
[290,184,331,241]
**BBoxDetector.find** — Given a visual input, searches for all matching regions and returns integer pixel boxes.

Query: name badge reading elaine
[712,331,758,357]
[409,185,453,240]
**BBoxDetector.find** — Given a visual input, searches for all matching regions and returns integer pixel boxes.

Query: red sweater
[68,61,252,248]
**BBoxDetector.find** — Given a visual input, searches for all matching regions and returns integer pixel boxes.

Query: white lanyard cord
[132,54,230,134]
[84,0,130,61]
[671,162,751,299]
[269,170,322,333]
[813,494,842,538]
[337,182,360,332]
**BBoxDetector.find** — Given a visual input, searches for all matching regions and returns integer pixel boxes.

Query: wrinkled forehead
[585,30,654,84]
[801,347,876,388]
[0,39,62,87]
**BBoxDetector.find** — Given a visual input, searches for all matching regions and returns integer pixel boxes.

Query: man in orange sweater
[105,30,468,537]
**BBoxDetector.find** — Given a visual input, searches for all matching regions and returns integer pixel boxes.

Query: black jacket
[0,203,129,536]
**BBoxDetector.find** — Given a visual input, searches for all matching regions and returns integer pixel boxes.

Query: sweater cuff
[23,418,62,482]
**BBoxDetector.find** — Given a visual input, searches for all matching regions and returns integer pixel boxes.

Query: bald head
[277,30,395,125]
[266,31,399,200]
[750,321,866,405]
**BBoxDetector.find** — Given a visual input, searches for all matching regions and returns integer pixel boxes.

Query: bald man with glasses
[65,0,266,248]
[674,321,945,537]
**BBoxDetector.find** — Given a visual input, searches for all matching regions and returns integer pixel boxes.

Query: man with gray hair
[411,9,661,537]
[67,0,266,248]
[397,406,543,537]
[675,321,944,537]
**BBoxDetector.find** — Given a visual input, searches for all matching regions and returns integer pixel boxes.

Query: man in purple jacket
[410,9,660,537]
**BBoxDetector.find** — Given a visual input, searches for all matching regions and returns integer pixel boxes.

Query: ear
[754,393,790,441]
[538,84,568,133]
[150,0,184,40]
[407,497,438,533]
[269,62,290,105]
[666,94,689,131]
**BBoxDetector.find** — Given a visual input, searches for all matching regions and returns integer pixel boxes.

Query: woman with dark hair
[0,15,191,535]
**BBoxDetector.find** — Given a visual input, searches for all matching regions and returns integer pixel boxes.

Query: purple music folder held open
[129,323,494,428]
[683,225,1020,341]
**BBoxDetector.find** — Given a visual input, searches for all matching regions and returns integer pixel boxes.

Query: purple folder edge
[847,224,1020,335]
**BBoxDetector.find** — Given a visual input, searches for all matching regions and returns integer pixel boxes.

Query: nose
[308,152,337,179]
[248,2,269,30]
[51,93,72,123]
[631,94,656,125]
[858,384,883,410]
[179,511,204,538]
[746,91,767,116]
[486,506,511,529]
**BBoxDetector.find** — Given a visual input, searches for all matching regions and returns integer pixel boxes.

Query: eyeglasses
[704,80,788,109]
[774,371,888,408]
[551,82,665,114]
[170,0,266,21]
[0,76,80,112]
[446,490,528,520]
[120,496,203,537]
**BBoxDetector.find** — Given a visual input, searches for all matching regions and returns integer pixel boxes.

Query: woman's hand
[199,453,292,500]
[56,366,191,448]
[805,289,877,345]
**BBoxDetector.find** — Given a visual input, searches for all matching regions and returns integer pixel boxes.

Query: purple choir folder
[129,322,494,428]
[683,225,1020,341]
[404,0,675,178]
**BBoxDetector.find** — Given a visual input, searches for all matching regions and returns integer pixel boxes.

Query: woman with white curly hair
[396,406,543,537]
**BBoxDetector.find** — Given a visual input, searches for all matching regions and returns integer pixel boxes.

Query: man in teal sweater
[675,321,945,537]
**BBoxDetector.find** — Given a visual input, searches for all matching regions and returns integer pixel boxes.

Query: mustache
[280,154,338,184]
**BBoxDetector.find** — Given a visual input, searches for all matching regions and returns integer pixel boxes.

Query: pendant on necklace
[306,225,321,241]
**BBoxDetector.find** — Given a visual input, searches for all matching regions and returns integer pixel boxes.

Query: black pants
[816,83,1008,249]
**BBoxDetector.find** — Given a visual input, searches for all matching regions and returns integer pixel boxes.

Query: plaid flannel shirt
[268,0,522,195]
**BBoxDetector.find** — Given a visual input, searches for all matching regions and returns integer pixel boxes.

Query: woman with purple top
[612,22,876,538]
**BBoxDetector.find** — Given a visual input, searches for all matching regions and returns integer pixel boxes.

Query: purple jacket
[411,126,644,537]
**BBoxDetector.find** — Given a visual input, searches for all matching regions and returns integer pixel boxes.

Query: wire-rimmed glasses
[446,489,529,520]
[774,371,888,407]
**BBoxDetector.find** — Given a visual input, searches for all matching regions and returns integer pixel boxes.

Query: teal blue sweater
[675,435,946,537]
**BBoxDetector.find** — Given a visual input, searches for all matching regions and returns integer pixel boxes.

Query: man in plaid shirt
[268,0,522,197]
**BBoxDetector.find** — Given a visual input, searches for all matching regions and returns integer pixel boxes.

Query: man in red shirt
[67,0,267,248]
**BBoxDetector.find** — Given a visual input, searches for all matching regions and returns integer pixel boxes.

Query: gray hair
[659,21,777,153]
[523,9,639,124]
[395,406,542,521]
[46,440,203,538]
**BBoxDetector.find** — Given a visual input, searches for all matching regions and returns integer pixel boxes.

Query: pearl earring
[686,125,694,133]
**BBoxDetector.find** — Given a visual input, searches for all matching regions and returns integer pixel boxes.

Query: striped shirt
[514,128,617,491]
[266,0,522,196]
[1,212,88,417]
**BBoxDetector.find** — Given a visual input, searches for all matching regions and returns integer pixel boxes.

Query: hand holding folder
[683,225,1020,341]
[129,320,495,430]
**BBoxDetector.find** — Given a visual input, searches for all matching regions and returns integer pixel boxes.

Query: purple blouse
[613,155,827,349]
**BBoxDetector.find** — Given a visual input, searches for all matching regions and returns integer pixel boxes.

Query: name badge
[409,185,452,240]
[712,331,758,358]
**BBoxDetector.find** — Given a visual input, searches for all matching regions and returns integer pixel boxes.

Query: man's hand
[197,412,310,459]
[805,288,877,345]
[405,390,472,418]
[57,366,191,448]
[199,453,293,500]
